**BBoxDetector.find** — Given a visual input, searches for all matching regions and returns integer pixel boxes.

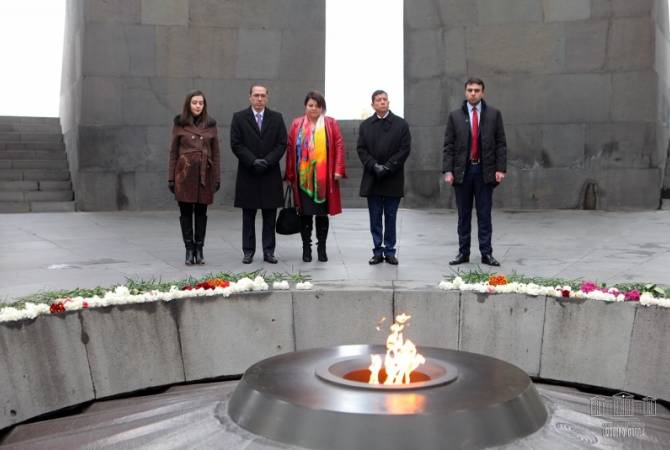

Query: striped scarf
[297,115,327,203]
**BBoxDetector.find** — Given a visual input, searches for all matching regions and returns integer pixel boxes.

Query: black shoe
[194,243,205,265]
[369,255,384,265]
[184,242,195,265]
[302,246,312,262]
[481,254,500,266]
[385,255,399,265]
[264,253,278,264]
[317,244,328,262]
[449,253,470,265]
[242,253,253,264]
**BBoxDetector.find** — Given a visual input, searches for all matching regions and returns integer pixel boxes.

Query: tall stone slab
[404,0,664,209]
[61,0,325,210]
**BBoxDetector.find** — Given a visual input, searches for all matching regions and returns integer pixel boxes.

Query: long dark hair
[179,90,209,126]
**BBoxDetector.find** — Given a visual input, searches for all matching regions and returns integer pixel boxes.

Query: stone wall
[61,0,667,210]
[655,0,670,198]
[2,286,669,430]
[60,0,325,210]
[405,0,665,209]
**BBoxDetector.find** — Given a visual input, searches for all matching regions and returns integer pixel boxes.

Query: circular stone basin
[228,345,548,450]
[314,355,459,390]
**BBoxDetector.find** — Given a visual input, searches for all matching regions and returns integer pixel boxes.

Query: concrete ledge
[1,287,668,431]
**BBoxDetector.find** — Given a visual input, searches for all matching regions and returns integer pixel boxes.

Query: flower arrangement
[438,271,670,308]
[0,271,312,324]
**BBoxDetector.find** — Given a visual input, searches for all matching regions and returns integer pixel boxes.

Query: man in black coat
[357,90,411,265]
[443,78,507,266]
[231,84,287,264]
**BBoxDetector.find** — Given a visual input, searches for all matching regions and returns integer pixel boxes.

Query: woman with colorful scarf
[285,91,346,262]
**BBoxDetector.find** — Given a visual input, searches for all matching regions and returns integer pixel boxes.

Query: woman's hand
[334,173,342,180]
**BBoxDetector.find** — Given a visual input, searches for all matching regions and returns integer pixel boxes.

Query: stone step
[0,116,59,125]
[0,132,63,143]
[0,200,76,213]
[40,180,72,190]
[0,123,61,133]
[7,160,69,170]
[0,202,30,213]
[0,150,66,160]
[0,180,72,191]
[30,201,76,212]
[0,180,38,191]
[0,169,71,181]
[0,142,65,150]
[0,191,73,202]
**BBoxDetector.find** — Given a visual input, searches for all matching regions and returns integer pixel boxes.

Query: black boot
[300,215,313,262]
[316,216,329,262]
[179,216,195,265]
[194,214,207,265]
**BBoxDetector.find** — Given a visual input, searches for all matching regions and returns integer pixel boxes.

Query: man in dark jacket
[443,78,507,266]
[357,90,411,265]
[231,85,287,264]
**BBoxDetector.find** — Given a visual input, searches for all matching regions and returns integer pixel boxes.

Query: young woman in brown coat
[168,90,221,265]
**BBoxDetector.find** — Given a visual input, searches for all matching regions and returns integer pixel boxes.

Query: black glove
[214,182,220,192]
[252,158,269,174]
[168,181,175,193]
[373,163,388,178]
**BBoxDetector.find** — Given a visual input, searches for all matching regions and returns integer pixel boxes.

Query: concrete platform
[1,380,668,449]
[1,208,669,304]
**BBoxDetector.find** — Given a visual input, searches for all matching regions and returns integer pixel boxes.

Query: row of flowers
[438,275,670,308]
[0,277,314,324]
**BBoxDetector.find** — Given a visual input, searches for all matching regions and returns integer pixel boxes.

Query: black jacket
[356,111,411,197]
[442,100,507,185]
[230,107,287,209]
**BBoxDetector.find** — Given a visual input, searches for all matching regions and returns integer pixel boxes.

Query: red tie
[471,107,479,162]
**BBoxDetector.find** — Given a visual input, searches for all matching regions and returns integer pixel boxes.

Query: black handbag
[276,185,301,235]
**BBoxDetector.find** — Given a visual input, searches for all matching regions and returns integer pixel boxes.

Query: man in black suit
[442,78,507,267]
[357,90,411,265]
[231,84,287,264]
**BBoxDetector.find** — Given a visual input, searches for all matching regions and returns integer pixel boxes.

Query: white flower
[296,281,313,290]
[273,280,290,290]
[438,280,454,290]
[252,276,269,291]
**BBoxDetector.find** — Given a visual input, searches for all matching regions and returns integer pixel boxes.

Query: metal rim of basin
[228,345,548,450]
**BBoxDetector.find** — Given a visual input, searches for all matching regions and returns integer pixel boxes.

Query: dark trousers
[242,208,277,256]
[178,202,207,217]
[453,164,494,256]
[366,195,401,257]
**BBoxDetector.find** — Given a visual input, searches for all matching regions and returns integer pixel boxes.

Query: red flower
[49,302,65,313]
[561,289,570,298]
[83,301,89,309]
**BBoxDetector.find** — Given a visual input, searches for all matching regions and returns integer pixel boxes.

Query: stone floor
[2,208,670,303]
[1,380,668,449]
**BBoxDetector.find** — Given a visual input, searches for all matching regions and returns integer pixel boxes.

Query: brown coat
[168,116,221,204]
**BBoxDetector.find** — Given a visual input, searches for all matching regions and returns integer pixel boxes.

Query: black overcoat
[442,100,507,185]
[230,107,287,209]
[356,111,411,197]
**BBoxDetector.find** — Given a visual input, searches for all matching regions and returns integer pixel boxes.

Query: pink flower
[624,290,640,301]
[580,281,598,293]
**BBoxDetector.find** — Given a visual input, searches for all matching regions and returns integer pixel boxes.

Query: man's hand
[168,181,175,193]
[495,171,505,183]
[443,172,454,185]
[373,163,388,178]
[252,158,269,174]
[334,173,343,180]
[214,181,221,192]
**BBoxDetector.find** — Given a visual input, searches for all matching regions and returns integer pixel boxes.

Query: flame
[369,313,426,384]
